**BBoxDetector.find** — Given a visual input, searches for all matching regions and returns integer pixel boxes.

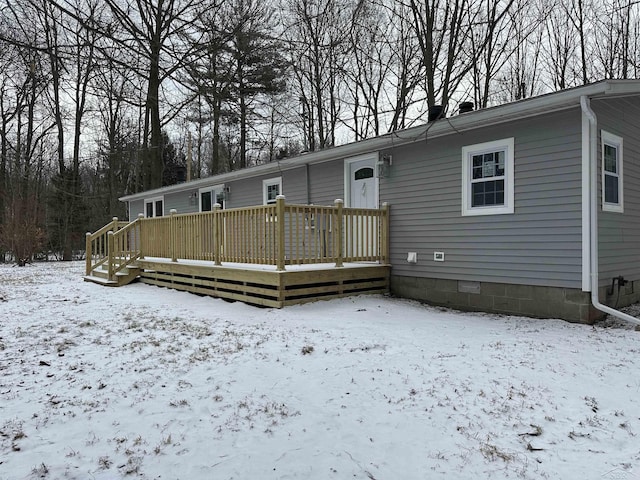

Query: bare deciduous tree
[102,0,204,190]
[284,0,358,150]
[496,0,545,102]
[0,38,51,264]
[405,0,515,113]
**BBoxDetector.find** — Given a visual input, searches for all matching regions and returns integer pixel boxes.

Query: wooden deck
[84,197,390,307]
[133,258,389,308]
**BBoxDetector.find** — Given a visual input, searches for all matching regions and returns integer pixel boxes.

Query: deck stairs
[84,261,141,287]
[84,216,143,287]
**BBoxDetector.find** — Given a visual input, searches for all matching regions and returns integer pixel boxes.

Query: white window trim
[601,130,624,213]
[144,196,164,217]
[263,176,282,205]
[198,184,225,212]
[461,137,515,216]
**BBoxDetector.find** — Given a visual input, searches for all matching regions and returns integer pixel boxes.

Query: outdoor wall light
[377,153,392,178]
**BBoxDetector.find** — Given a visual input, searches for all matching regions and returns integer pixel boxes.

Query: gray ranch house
[115,80,640,324]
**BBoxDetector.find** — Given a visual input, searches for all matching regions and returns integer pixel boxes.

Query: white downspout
[580,96,640,325]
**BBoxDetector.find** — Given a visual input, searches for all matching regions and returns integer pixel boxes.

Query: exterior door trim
[344,153,379,208]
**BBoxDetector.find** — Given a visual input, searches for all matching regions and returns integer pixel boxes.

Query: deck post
[381,202,390,264]
[334,199,344,268]
[213,203,222,266]
[276,195,286,271]
[85,232,92,275]
[107,231,114,280]
[111,216,119,232]
[170,209,178,262]
[137,213,145,259]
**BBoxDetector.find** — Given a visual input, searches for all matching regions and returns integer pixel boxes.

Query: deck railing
[85,217,129,275]
[139,196,389,270]
[87,196,389,277]
[108,217,142,277]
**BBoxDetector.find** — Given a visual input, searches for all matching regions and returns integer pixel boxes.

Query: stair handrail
[85,217,123,275]
[108,216,143,278]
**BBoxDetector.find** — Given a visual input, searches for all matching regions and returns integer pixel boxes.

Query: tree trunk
[240,94,247,169]
[146,53,163,189]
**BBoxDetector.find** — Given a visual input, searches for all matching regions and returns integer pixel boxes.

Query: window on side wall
[144,196,164,217]
[461,138,515,216]
[263,177,282,205]
[601,130,623,213]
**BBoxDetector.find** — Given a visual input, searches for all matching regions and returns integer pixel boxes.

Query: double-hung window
[601,130,623,213]
[263,177,282,205]
[462,138,514,216]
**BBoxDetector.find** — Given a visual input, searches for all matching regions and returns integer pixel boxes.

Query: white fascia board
[597,79,640,95]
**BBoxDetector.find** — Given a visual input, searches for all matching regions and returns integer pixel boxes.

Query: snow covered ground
[1,261,639,480]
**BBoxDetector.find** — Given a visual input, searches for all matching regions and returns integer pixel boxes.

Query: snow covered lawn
[1,261,639,480]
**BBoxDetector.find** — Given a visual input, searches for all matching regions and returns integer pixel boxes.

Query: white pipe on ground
[580,95,640,326]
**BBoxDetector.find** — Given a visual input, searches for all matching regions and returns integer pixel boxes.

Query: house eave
[120,80,640,203]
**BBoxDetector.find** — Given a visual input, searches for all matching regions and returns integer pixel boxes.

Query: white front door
[349,158,377,209]
[345,156,379,259]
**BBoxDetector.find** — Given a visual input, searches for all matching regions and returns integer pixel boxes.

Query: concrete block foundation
[390,276,640,324]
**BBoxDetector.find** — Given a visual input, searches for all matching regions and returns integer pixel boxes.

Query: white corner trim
[461,137,515,216]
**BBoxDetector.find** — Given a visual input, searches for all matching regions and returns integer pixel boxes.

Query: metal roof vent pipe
[459,101,474,114]
[428,105,444,122]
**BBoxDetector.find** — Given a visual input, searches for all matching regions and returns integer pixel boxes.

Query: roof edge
[120,80,640,202]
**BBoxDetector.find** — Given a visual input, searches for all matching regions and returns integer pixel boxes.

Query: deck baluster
[85,232,92,275]
[213,203,222,265]
[170,209,177,262]
[382,203,390,264]
[276,196,286,271]
[107,231,114,280]
[334,199,344,268]
[137,214,145,259]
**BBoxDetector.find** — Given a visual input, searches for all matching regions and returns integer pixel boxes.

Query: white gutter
[580,96,640,325]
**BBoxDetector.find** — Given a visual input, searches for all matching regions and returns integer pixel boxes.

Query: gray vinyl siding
[128,199,144,220]
[165,190,195,214]
[226,176,263,208]
[309,160,345,205]
[381,108,584,288]
[593,96,640,286]
[226,161,344,208]
[282,167,308,204]
[225,169,303,208]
